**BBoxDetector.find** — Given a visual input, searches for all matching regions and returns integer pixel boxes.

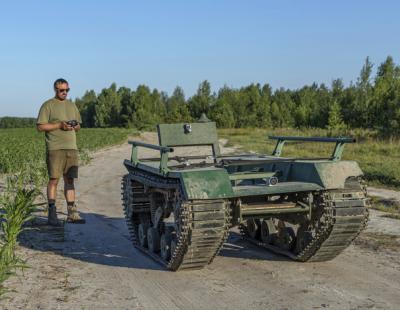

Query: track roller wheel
[147,227,161,253]
[160,231,172,261]
[138,223,149,248]
[260,219,277,244]
[246,219,261,239]
[273,222,296,251]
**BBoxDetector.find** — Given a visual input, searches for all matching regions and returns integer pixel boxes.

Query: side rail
[128,141,174,174]
[268,136,356,161]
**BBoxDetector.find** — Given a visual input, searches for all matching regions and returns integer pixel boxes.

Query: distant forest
[75,56,400,135]
[3,56,400,135]
[0,117,36,128]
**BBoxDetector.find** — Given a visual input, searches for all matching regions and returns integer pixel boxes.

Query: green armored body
[122,121,368,270]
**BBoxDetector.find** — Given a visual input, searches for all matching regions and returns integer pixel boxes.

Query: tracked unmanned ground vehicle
[122,121,368,270]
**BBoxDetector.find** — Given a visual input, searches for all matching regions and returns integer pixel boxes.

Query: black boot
[48,204,61,226]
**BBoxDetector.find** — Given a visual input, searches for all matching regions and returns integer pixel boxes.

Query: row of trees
[2,56,398,134]
[0,117,36,128]
[75,56,400,135]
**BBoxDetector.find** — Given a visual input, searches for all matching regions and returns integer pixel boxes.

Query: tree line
[2,56,399,136]
[75,56,400,135]
[0,117,36,128]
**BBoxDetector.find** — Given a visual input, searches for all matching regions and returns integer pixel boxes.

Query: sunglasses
[56,88,70,93]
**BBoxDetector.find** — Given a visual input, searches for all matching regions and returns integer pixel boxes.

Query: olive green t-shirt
[37,98,82,151]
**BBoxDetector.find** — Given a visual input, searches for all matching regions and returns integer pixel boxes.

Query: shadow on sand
[18,211,289,272]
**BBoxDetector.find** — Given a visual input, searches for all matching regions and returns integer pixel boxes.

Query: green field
[1,127,399,189]
[0,128,135,184]
[219,128,400,189]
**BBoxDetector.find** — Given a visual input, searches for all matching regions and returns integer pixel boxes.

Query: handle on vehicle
[128,140,174,174]
[268,136,356,161]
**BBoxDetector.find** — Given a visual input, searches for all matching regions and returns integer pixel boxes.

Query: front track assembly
[122,174,231,271]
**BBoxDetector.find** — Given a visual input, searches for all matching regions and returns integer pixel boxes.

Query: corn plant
[0,174,43,296]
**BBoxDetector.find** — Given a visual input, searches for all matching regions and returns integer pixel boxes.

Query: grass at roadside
[369,196,400,220]
[218,128,400,189]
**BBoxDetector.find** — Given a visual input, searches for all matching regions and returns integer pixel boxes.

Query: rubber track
[122,174,231,271]
[242,190,369,262]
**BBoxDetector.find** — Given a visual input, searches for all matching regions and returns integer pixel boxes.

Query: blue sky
[0,0,399,117]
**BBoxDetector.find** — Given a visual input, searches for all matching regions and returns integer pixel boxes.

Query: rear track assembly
[241,190,369,262]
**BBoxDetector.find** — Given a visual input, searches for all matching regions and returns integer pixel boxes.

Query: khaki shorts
[46,150,79,179]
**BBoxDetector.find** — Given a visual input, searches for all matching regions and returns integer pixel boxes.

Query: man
[37,78,85,225]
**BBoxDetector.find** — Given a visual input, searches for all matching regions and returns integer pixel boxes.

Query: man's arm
[37,122,73,132]
[36,102,75,132]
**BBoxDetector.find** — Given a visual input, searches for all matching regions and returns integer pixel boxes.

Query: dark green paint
[180,169,234,200]
[158,122,220,157]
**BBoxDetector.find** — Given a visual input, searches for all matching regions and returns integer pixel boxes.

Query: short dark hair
[54,78,68,88]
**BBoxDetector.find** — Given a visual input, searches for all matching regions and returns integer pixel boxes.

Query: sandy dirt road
[3,134,400,310]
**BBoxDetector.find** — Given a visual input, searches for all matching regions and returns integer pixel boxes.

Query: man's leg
[47,178,60,225]
[46,150,64,226]
[63,176,75,203]
[64,175,85,224]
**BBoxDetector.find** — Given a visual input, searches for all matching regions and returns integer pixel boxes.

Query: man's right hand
[60,122,74,131]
